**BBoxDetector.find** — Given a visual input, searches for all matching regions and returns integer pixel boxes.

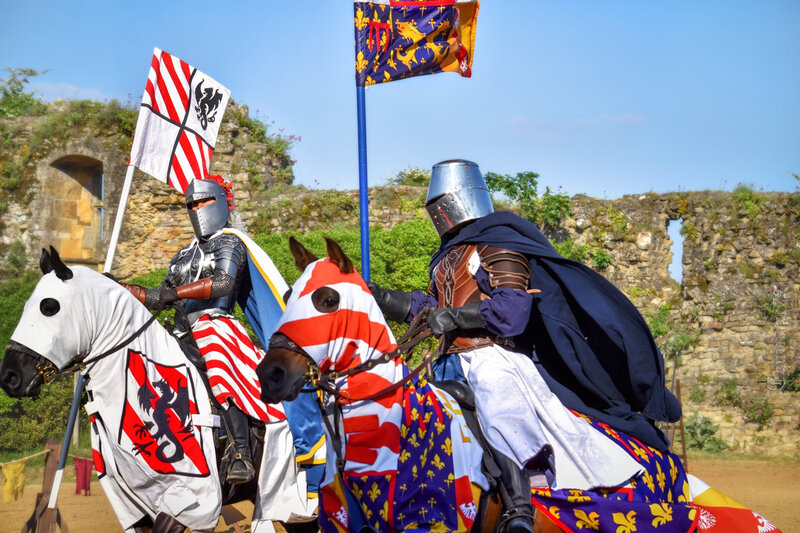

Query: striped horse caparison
[256,237,564,533]
[255,237,755,533]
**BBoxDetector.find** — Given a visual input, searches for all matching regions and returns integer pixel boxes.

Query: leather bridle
[270,308,435,405]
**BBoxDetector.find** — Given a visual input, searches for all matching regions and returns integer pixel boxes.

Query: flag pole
[103,163,136,273]
[47,373,85,510]
[356,84,370,281]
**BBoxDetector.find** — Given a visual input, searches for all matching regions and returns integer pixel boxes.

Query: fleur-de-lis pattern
[319,377,479,531]
[353,1,479,87]
[530,413,697,532]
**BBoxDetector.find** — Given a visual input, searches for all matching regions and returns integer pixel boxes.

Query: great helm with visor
[185,178,230,239]
[425,159,494,237]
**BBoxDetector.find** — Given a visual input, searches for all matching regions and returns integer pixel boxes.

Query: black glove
[366,281,413,323]
[149,286,179,311]
[428,302,485,335]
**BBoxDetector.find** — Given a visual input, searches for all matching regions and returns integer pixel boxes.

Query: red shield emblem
[120,349,210,476]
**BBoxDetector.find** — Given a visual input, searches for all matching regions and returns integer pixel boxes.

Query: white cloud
[28,81,110,102]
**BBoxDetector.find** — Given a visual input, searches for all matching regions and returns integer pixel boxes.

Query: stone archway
[44,155,104,264]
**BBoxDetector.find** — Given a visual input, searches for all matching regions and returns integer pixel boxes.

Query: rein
[39,311,162,383]
[304,308,435,404]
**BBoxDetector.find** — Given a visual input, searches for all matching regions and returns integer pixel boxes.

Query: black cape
[431,211,681,451]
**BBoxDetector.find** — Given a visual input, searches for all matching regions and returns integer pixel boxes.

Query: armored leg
[220,400,255,485]
[495,451,537,533]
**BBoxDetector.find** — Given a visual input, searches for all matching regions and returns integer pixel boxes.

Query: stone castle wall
[251,189,800,456]
[1,102,797,456]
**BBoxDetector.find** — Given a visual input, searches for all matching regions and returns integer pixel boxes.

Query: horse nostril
[265,367,285,385]
[1,370,20,390]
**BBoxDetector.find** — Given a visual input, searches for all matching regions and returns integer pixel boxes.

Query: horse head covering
[275,255,397,375]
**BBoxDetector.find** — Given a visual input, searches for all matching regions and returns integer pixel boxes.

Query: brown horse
[257,237,566,532]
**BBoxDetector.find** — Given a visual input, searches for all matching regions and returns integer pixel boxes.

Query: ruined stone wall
[565,192,799,456]
[2,101,797,456]
[0,102,290,278]
[244,188,800,456]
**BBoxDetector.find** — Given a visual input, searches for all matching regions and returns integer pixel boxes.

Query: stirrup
[226,452,255,485]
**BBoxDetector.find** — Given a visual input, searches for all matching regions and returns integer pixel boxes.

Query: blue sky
[2,1,798,198]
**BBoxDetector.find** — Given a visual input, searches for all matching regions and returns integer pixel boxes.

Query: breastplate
[433,245,497,353]
[167,237,242,320]
[434,245,481,308]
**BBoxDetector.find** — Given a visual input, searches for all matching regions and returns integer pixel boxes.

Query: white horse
[0,247,316,533]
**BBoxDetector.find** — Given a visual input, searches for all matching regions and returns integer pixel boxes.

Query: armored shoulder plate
[477,245,530,290]
[167,233,248,321]
[203,232,246,279]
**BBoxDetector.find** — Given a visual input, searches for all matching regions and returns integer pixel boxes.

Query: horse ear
[289,236,318,272]
[48,246,74,281]
[325,238,354,274]
[40,248,53,274]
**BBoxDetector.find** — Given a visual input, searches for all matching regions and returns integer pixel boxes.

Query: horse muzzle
[0,342,50,397]
[257,335,313,404]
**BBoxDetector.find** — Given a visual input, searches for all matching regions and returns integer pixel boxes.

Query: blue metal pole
[356,85,370,281]
[47,372,85,509]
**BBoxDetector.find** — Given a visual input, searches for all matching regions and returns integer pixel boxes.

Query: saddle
[434,379,542,533]
[432,380,501,482]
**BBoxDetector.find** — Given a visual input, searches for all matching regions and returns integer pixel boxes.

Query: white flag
[129,48,231,193]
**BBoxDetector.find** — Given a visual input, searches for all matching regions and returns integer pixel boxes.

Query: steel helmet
[185,178,230,239]
[425,159,494,236]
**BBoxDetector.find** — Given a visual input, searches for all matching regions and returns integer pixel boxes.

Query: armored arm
[366,282,414,323]
[430,246,533,336]
[477,245,534,338]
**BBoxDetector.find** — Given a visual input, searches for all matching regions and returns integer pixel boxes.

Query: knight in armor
[122,176,258,485]
[368,160,681,533]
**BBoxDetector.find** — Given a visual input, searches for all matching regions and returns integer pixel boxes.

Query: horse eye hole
[40,298,61,317]
[311,287,340,313]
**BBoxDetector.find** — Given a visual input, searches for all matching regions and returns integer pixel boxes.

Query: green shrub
[484,171,571,232]
[0,68,47,118]
[553,239,589,263]
[687,386,706,404]
[713,379,741,407]
[647,305,671,339]
[387,166,430,187]
[731,183,765,218]
[0,160,22,191]
[739,397,774,429]
[590,248,612,270]
[684,414,728,452]
[756,290,786,322]
[778,365,800,392]
[661,330,700,358]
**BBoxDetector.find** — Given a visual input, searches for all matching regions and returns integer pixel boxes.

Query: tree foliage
[387,166,430,187]
[484,171,571,232]
[0,67,48,118]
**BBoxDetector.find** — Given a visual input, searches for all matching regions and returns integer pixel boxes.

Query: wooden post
[22,439,68,533]
[675,379,689,472]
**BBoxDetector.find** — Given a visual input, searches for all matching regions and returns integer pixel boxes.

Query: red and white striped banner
[129,48,230,193]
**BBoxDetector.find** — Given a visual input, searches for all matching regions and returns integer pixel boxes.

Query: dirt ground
[1,458,797,532]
